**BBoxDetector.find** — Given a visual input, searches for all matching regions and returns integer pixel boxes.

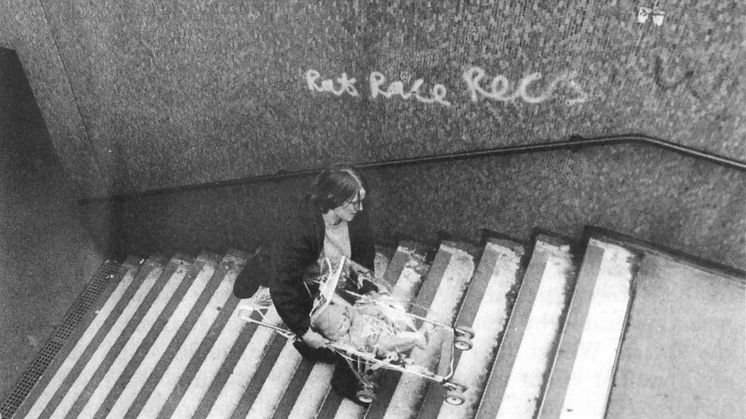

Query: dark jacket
[269,197,375,337]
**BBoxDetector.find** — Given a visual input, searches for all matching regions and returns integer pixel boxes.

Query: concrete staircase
[2,227,744,419]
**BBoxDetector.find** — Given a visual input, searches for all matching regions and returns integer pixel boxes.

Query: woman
[269,165,376,403]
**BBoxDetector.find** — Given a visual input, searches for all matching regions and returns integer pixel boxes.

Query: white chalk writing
[305,70,359,97]
[463,66,589,105]
[369,71,452,106]
[303,67,589,106]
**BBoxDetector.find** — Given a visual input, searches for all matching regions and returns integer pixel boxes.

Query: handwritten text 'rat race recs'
[304,66,589,107]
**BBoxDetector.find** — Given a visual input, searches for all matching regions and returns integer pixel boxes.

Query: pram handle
[237,306,296,339]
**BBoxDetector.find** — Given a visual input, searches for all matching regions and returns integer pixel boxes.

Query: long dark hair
[308,164,367,213]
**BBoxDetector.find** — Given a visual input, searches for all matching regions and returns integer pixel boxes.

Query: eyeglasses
[343,197,364,210]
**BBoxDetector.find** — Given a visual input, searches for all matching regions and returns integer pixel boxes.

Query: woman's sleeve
[351,210,376,271]
[270,224,317,337]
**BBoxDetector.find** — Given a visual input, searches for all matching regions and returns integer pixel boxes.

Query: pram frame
[237,256,471,404]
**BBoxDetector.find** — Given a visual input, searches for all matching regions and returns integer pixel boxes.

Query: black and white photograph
[0,1,744,418]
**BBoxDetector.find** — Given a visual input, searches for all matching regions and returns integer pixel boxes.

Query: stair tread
[540,237,639,418]
[476,234,576,419]
[435,237,527,419]
[357,242,432,419]
[13,225,740,419]
[384,241,475,419]
[2,260,126,419]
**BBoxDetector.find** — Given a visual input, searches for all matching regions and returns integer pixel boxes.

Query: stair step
[76,256,194,418]
[375,244,396,278]
[434,236,527,419]
[100,253,221,417]
[597,229,746,419]
[199,303,282,417]
[539,236,639,418]
[476,234,577,419]
[137,252,248,418]
[219,242,400,418]
[1,259,127,419]
[18,256,165,418]
[241,338,304,418]
[347,241,431,419]
[51,256,168,418]
[301,242,432,419]
[382,241,476,419]
[6,222,743,419]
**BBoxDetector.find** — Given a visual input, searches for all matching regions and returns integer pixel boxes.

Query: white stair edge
[24,267,139,418]
[244,339,303,419]
[437,241,523,419]
[79,261,192,417]
[557,239,636,419]
[108,261,216,414]
[206,308,282,418]
[495,240,574,419]
[334,244,428,417]
[49,264,165,418]
[384,243,475,419]
[136,262,243,418]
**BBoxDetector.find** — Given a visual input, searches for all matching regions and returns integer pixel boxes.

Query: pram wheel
[446,382,466,392]
[445,393,465,405]
[356,387,376,404]
[454,335,473,351]
[445,388,465,405]
[443,382,466,405]
[455,326,475,339]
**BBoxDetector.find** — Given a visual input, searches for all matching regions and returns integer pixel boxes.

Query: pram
[237,256,473,405]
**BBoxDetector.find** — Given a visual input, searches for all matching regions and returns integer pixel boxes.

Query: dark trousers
[232,249,274,299]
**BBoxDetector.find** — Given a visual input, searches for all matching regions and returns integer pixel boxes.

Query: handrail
[78,133,746,205]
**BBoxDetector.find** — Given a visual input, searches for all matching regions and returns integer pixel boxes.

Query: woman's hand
[301,329,329,349]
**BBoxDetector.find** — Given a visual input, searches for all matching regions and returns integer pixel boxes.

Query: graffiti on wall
[462,67,588,105]
[305,70,360,97]
[369,71,452,106]
[304,66,589,106]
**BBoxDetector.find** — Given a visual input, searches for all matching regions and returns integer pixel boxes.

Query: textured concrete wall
[2,1,744,268]
[1,0,108,196]
[0,48,104,397]
[2,0,745,196]
[0,5,10,49]
[105,142,745,270]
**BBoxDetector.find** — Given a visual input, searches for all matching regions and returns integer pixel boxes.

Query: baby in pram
[311,295,427,358]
